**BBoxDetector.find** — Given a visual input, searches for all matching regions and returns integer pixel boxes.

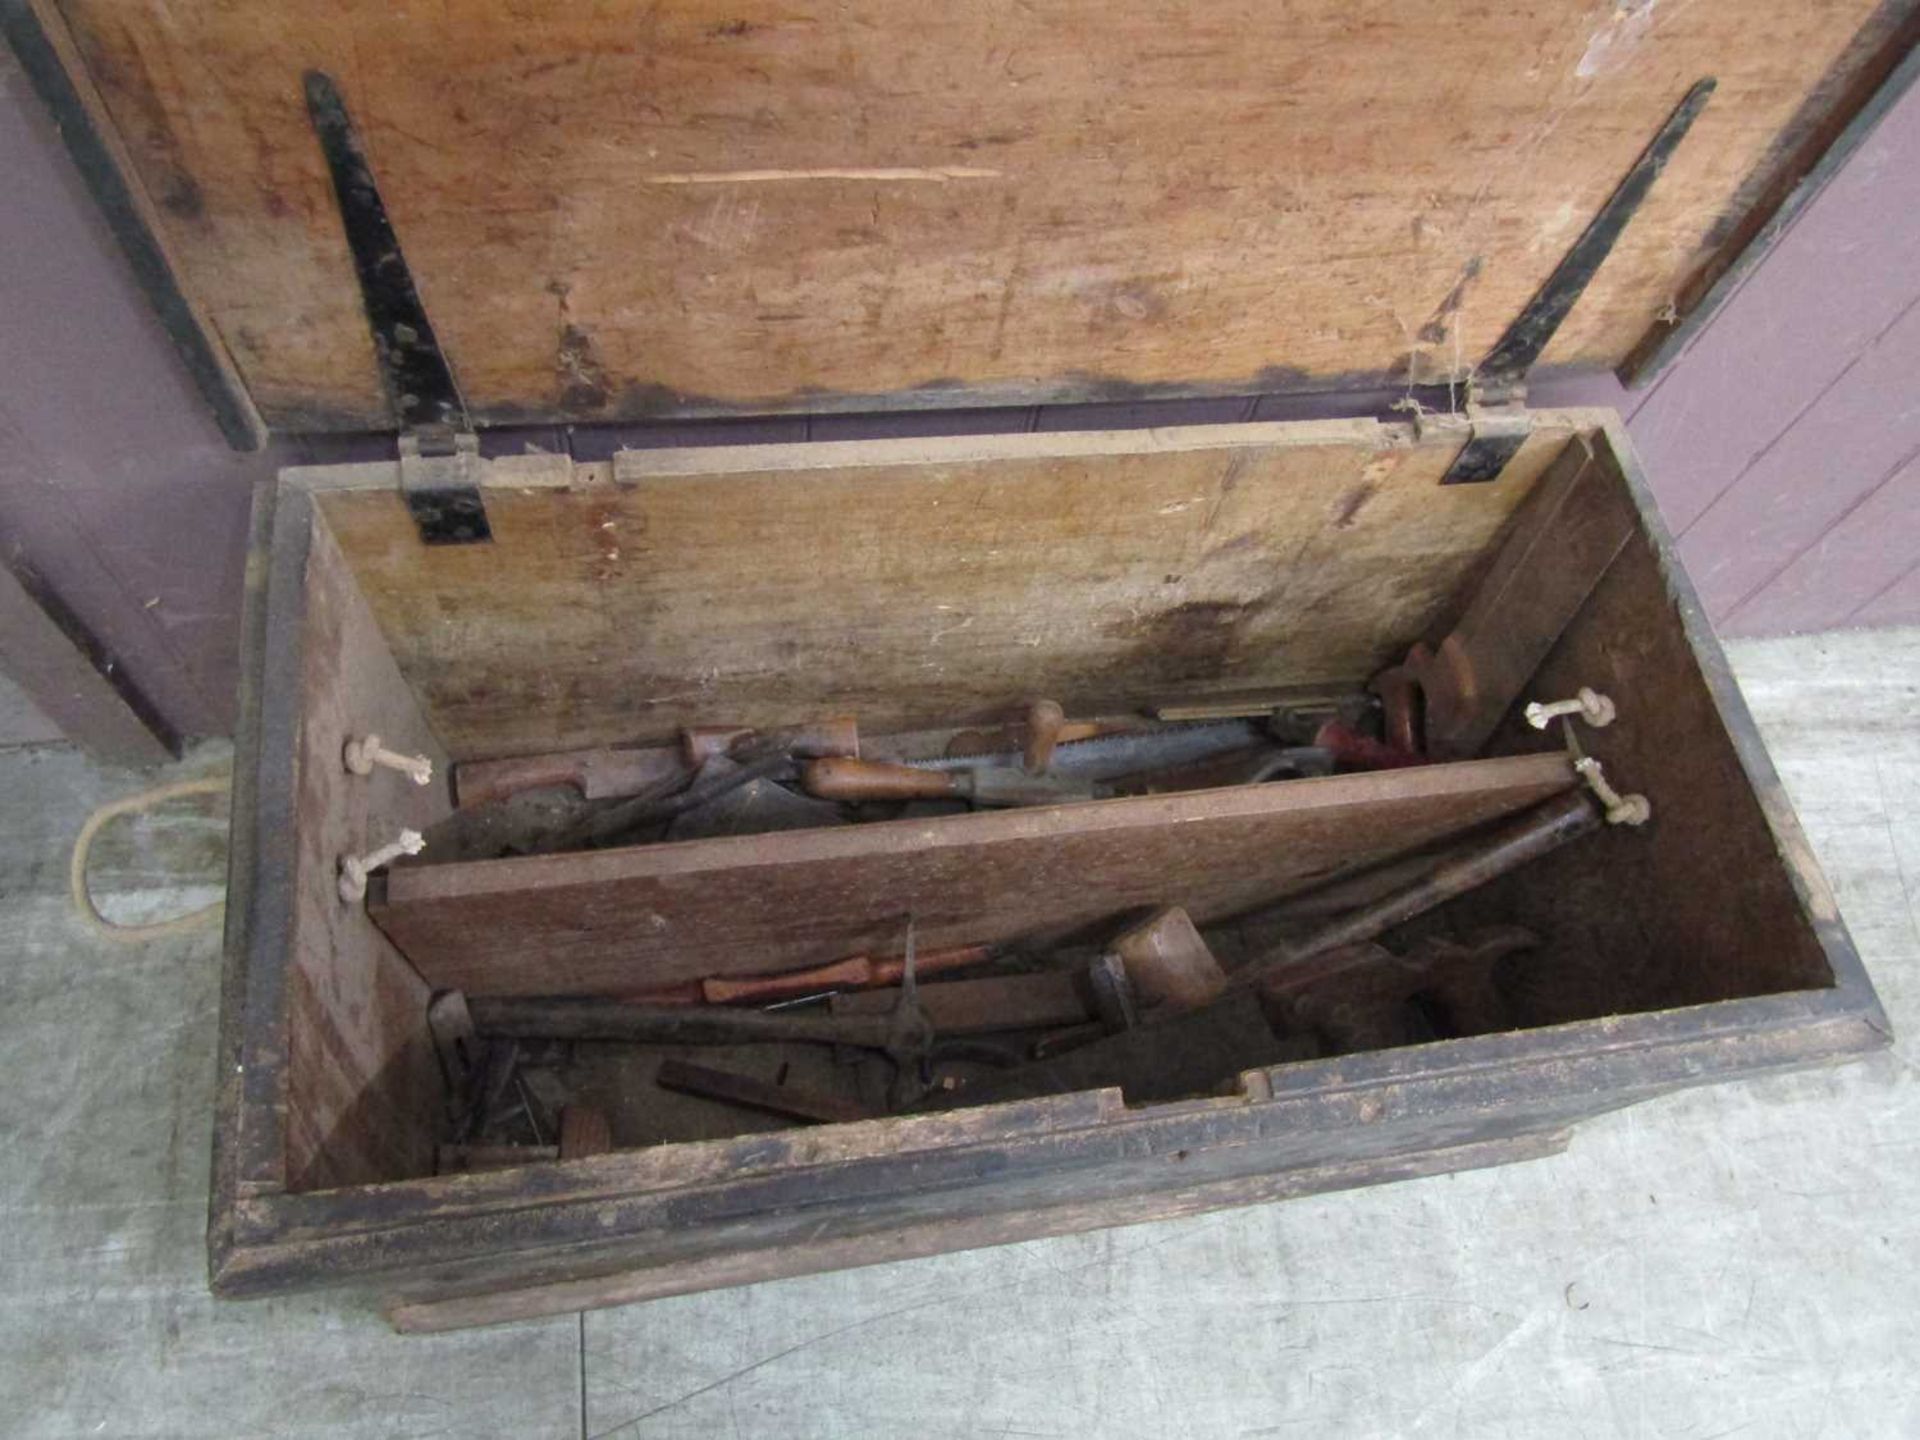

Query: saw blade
[905,719,1264,781]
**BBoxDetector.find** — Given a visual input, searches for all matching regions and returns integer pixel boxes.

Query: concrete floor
[3,628,1916,1439]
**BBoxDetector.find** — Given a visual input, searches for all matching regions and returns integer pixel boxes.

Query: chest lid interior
[13,0,1917,443]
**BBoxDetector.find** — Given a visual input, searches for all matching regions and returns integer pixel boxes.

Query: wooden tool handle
[683,716,861,766]
[801,757,956,802]
[454,753,591,807]
[702,955,875,1004]
[1024,698,1066,773]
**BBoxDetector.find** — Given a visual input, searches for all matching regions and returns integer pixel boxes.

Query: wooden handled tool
[1023,698,1067,773]
[699,943,991,1005]
[1109,906,1228,1012]
[454,744,685,808]
[1371,444,1637,759]
[682,716,860,767]
[801,757,956,802]
[801,757,1096,807]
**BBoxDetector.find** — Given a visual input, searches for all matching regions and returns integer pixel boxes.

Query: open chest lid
[12,1,1916,446]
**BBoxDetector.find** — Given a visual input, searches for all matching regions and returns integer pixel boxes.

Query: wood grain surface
[282,516,451,1191]
[369,753,1575,996]
[310,421,1578,757]
[41,0,1911,428]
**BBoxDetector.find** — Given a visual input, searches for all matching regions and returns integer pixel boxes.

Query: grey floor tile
[0,876,583,1439]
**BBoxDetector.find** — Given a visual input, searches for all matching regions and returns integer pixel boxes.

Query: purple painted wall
[1618,70,1920,637]
[0,42,1912,746]
[0,44,278,739]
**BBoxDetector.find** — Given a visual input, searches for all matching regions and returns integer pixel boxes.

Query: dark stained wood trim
[212,993,1882,1302]
[218,482,313,1219]
[0,549,175,765]
[1620,7,1920,385]
[388,1126,1576,1331]
[0,0,263,449]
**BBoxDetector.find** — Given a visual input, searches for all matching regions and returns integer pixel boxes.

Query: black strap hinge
[305,70,492,544]
[1435,380,1534,486]
[398,429,492,545]
[1437,77,1715,485]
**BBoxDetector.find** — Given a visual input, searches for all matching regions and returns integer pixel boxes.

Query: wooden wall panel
[1733,451,1920,633]
[310,422,1578,758]
[282,513,451,1191]
[1624,62,1920,635]
[1677,298,1920,622]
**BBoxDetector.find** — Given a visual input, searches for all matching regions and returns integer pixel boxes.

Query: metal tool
[654,1059,877,1125]
[884,922,936,1108]
[1231,789,1603,993]
[701,943,994,1006]
[905,719,1264,781]
[470,997,911,1047]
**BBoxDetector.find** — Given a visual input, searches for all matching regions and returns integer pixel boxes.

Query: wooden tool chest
[13,0,1911,1329]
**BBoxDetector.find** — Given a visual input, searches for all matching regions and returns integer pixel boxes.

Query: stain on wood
[368,754,1576,997]
[311,422,1576,757]
[40,0,1911,428]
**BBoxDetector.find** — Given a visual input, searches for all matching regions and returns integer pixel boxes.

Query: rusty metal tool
[907,718,1265,782]
[455,712,846,813]
[830,971,1092,1032]
[1230,790,1602,992]
[921,992,1311,1111]
[654,1059,877,1125]
[470,997,911,1047]
[1261,926,1540,1052]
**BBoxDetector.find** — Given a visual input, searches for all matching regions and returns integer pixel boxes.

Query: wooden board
[309,420,1577,757]
[369,753,1576,996]
[31,0,1915,429]
[1450,419,1844,1022]
[282,512,452,1191]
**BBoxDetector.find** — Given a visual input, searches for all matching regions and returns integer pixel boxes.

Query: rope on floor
[69,775,230,943]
